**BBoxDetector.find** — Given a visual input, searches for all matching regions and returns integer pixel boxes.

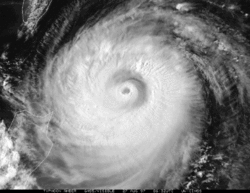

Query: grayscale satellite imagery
[0,0,250,190]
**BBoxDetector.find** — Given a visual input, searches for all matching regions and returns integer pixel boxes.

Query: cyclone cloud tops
[0,0,250,190]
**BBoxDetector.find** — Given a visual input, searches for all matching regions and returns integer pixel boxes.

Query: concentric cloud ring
[30,15,205,189]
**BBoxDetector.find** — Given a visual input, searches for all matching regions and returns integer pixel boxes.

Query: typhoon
[0,0,250,189]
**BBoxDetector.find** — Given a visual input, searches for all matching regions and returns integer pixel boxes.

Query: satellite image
[0,0,250,190]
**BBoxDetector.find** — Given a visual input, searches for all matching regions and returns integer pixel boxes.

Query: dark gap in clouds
[0,0,23,51]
